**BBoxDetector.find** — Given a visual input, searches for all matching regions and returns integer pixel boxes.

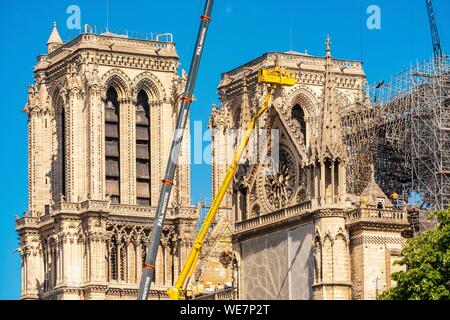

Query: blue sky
[0,0,448,300]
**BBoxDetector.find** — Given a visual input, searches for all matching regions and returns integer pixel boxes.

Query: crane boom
[167,65,296,300]
[425,0,443,60]
[137,0,214,301]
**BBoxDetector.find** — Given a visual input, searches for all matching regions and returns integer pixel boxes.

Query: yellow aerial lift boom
[167,65,296,300]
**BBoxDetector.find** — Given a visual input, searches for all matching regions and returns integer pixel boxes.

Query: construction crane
[425,0,443,60]
[167,65,296,300]
[137,0,214,301]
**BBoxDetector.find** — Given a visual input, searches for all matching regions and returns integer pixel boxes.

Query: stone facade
[210,38,411,300]
[16,23,411,301]
[16,24,197,300]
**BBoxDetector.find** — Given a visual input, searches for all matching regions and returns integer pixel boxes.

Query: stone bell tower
[16,23,197,300]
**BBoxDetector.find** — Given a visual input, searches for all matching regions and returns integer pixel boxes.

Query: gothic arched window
[136,90,151,205]
[56,104,66,199]
[120,245,127,281]
[105,87,121,204]
[239,186,248,221]
[291,104,306,144]
[109,236,118,281]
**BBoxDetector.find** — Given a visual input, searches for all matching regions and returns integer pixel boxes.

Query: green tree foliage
[379,209,450,300]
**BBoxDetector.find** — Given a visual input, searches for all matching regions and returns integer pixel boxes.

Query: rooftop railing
[235,200,312,233]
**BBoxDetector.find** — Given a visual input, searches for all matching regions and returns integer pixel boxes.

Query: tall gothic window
[105,87,121,203]
[292,104,307,145]
[325,158,333,197]
[239,186,248,221]
[56,105,66,199]
[136,90,151,205]
[109,236,118,281]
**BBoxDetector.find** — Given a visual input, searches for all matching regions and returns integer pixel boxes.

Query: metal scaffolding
[342,56,450,216]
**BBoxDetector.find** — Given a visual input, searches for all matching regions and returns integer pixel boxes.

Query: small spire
[325,35,331,57]
[47,21,63,53]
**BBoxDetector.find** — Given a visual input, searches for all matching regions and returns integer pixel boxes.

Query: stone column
[173,240,181,281]
[87,85,104,200]
[331,160,335,201]
[57,237,63,286]
[150,102,162,207]
[118,97,133,204]
[320,162,326,204]
[20,232,44,299]
[128,242,136,284]
[128,99,137,205]
[313,165,319,202]
[136,243,144,283]
[66,87,87,202]
[341,161,347,198]
[88,233,107,284]
[28,108,53,215]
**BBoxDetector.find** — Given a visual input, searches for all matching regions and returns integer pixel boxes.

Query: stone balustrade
[235,201,312,233]
[16,217,39,228]
[348,208,408,222]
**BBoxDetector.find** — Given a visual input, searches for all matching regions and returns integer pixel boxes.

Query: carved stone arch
[314,228,323,242]
[268,105,308,162]
[49,82,61,105]
[273,111,308,163]
[101,69,132,98]
[140,227,152,240]
[323,231,334,246]
[335,227,349,245]
[136,227,146,239]
[50,84,67,116]
[284,86,320,119]
[123,225,134,237]
[322,148,334,162]
[106,222,120,236]
[132,71,167,102]
[29,106,43,115]
[230,97,242,127]
[335,91,352,115]
[250,111,306,213]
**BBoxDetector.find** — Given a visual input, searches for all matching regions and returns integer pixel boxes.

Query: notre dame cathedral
[17,23,411,300]
[210,40,412,300]
[16,23,197,300]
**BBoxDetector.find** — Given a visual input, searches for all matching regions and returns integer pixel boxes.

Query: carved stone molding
[350,234,404,246]
[312,209,346,220]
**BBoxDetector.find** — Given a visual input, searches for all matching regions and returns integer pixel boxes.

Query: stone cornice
[221,52,363,81]
[17,201,198,232]
[350,234,405,246]
[219,52,365,92]
[39,52,179,85]
[35,284,168,300]
[346,219,410,232]
[48,34,177,60]
[312,208,347,220]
